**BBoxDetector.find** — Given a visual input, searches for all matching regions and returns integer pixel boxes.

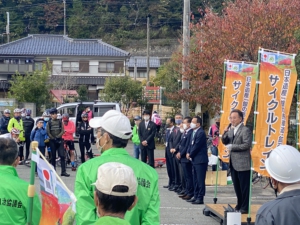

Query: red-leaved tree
[172,0,300,115]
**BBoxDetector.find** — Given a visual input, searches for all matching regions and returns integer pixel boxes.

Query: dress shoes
[178,190,186,195]
[182,195,193,200]
[61,172,70,177]
[163,185,169,188]
[192,200,204,205]
[169,187,177,191]
[240,209,248,214]
[178,194,187,198]
[186,197,196,202]
[168,186,174,191]
[175,188,182,193]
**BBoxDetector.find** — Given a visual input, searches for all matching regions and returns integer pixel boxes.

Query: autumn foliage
[174,0,300,115]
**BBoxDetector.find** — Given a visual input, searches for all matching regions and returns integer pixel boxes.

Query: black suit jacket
[176,129,193,163]
[187,127,208,164]
[169,126,182,152]
[138,120,156,150]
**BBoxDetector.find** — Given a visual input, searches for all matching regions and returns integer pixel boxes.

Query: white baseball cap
[92,162,137,197]
[89,110,132,139]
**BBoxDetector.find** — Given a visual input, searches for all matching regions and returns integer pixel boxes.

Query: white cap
[265,145,300,183]
[89,110,132,139]
[92,162,137,197]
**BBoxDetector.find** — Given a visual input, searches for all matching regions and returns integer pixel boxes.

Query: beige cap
[89,110,132,139]
[92,162,137,197]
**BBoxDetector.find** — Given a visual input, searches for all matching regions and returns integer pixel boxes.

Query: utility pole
[63,0,66,36]
[146,14,150,86]
[182,0,190,117]
[134,57,137,81]
[6,12,10,43]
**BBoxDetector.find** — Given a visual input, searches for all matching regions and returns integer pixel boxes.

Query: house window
[35,62,43,71]
[138,72,147,78]
[99,62,115,72]
[62,62,79,72]
[129,72,134,77]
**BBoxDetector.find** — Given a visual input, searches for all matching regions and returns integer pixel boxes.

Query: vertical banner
[37,158,76,225]
[252,49,297,176]
[219,60,258,162]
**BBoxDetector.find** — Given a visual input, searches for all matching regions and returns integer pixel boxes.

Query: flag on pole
[252,49,297,176]
[219,60,258,162]
[33,151,76,225]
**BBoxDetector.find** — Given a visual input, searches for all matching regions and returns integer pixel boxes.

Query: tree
[8,65,52,115]
[103,76,143,113]
[175,0,300,116]
[76,85,88,102]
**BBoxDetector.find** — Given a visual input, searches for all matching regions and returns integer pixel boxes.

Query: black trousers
[49,139,66,174]
[182,161,194,196]
[25,135,31,160]
[165,147,175,186]
[230,162,250,211]
[18,144,24,160]
[79,141,93,163]
[141,146,154,168]
[173,156,181,187]
[193,163,208,201]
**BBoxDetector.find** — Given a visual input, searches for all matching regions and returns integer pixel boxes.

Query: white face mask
[190,123,197,129]
[143,116,150,121]
[183,124,188,130]
[180,128,185,133]
[96,136,106,153]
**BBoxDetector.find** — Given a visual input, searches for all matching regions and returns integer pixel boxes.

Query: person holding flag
[0,138,41,225]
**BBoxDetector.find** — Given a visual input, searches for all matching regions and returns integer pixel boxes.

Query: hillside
[0,0,225,50]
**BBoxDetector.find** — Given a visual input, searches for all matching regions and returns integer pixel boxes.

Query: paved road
[17,142,275,225]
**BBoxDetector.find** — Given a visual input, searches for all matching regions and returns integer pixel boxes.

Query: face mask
[86,109,90,112]
[190,123,197,129]
[143,116,150,121]
[175,119,182,125]
[180,128,184,133]
[26,116,30,119]
[44,118,49,122]
[96,136,106,153]
[21,113,25,117]
[183,124,188,130]
[216,122,220,127]
[14,116,20,120]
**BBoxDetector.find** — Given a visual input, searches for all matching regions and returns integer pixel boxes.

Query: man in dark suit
[138,110,157,168]
[163,118,176,190]
[169,117,183,192]
[176,116,194,200]
[221,109,252,214]
[186,116,208,204]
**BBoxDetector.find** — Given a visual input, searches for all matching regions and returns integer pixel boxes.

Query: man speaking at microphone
[221,109,252,214]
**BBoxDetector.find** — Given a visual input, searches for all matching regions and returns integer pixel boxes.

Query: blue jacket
[0,116,10,134]
[43,121,49,140]
[187,127,208,164]
[30,128,47,147]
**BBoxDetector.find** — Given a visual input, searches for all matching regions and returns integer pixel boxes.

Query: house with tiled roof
[0,34,130,100]
[126,56,160,81]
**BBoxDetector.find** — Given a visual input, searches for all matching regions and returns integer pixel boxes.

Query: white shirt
[145,120,149,128]
[233,122,242,135]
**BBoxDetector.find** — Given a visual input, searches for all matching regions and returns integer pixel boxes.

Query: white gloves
[226,144,232,151]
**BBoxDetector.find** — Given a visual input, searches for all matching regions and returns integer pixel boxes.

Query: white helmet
[265,145,300,183]
[14,108,21,113]
[4,109,10,114]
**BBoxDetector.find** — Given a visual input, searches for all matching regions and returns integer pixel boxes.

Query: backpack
[153,114,162,126]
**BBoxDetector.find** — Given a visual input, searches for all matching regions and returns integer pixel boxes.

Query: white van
[57,102,120,138]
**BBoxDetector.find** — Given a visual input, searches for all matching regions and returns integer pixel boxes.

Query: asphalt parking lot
[17,141,275,225]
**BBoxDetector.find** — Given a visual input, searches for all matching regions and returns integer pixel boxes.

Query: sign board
[144,86,160,104]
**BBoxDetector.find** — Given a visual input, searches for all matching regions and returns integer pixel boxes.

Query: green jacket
[7,118,25,141]
[0,166,41,225]
[132,125,140,145]
[94,216,130,225]
[75,148,160,225]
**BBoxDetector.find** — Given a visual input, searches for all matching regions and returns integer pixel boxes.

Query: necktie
[192,130,196,139]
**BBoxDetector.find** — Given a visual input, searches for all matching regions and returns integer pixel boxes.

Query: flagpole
[27,141,38,225]
[297,80,300,150]
[213,60,227,204]
[226,59,257,65]
[259,48,295,56]
[246,52,261,225]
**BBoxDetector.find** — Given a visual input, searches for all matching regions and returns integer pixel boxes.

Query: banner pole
[27,141,38,225]
[213,60,227,204]
[297,80,300,150]
[246,51,261,225]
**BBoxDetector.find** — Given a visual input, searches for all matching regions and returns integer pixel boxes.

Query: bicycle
[252,170,269,189]
[56,141,78,170]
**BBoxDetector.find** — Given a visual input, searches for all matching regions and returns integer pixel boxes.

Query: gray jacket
[255,189,300,225]
[221,123,252,171]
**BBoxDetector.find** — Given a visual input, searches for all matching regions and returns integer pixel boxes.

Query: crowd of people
[0,107,300,225]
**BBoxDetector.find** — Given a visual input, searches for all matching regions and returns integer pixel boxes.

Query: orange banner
[252,50,297,176]
[219,61,258,162]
